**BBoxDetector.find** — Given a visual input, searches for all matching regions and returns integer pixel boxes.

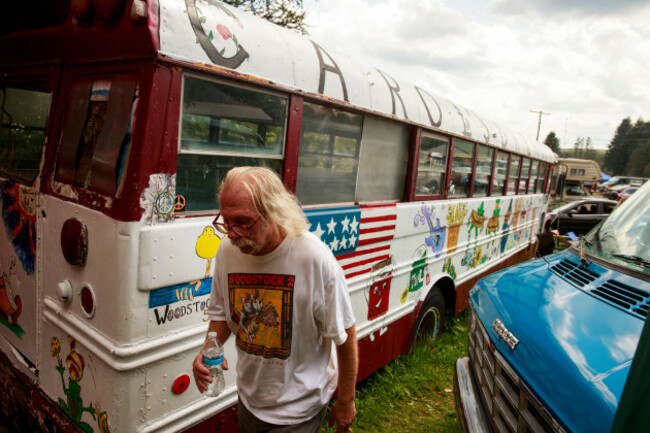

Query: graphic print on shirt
[228,273,294,360]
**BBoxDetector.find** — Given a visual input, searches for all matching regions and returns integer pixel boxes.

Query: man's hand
[192,352,229,393]
[328,399,356,432]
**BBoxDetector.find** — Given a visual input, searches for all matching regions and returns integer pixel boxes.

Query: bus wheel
[411,287,446,348]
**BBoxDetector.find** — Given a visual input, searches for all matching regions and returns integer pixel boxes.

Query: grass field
[323,310,469,432]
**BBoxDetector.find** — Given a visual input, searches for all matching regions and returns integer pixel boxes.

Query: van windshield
[583,182,650,276]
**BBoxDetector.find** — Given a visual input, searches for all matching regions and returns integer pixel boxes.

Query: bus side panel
[0,182,39,364]
[39,197,245,432]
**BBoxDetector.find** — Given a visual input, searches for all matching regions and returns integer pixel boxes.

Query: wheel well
[428,276,456,315]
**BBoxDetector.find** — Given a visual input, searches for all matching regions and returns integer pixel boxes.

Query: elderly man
[192,166,358,433]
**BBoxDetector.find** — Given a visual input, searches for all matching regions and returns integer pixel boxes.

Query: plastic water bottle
[201,331,225,397]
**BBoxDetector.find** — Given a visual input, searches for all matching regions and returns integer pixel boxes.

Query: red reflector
[61,218,88,266]
[172,374,191,395]
[80,285,96,318]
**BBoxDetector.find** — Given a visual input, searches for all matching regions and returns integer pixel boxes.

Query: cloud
[303,0,650,149]
[490,0,650,18]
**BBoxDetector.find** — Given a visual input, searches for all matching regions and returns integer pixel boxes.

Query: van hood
[471,249,647,432]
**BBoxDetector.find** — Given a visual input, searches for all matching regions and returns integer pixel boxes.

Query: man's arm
[192,320,232,392]
[329,325,358,432]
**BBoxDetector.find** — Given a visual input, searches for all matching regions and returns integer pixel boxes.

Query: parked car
[455,180,650,433]
[564,183,589,196]
[544,198,617,236]
[598,176,646,193]
[617,186,639,204]
[604,183,641,200]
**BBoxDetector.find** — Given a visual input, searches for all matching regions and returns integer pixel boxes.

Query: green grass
[324,310,469,432]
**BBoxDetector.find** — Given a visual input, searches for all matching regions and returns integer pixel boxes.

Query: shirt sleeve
[318,258,355,346]
[208,248,228,322]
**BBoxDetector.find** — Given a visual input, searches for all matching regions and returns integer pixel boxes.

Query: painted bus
[0,1,555,432]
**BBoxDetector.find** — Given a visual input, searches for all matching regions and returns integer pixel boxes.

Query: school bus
[0,1,555,431]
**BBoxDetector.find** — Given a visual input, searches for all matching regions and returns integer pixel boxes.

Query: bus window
[474,145,493,197]
[449,139,475,198]
[296,102,362,205]
[356,115,408,202]
[0,83,51,184]
[507,154,520,195]
[55,76,137,195]
[519,158,530,193]
[492,151,508,196]
[176,76,287,212]
[530,160,539,193]
[537,162,546,193]
[415,133,448,197]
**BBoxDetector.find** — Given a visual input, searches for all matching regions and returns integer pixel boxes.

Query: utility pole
[530,109,551,141]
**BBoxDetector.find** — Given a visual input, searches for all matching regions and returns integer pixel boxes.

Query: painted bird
[196,227,222,278]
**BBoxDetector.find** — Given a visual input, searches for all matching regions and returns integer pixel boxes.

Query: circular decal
[172,374,191,395]
[154,190,174,217]
[174,195,186,211]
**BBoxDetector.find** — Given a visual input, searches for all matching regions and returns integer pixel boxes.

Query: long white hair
[219,167,308,238]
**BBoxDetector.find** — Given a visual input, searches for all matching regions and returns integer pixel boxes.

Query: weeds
[323,310,469,432]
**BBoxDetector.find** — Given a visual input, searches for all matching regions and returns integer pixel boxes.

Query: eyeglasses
[212,213,262,236]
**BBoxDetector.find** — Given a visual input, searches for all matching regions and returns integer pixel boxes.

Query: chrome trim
[468,308,566,433]
[492,318,519,350]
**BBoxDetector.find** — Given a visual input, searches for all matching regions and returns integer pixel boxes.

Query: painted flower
[217,24,232,40]
[51,336,61,358]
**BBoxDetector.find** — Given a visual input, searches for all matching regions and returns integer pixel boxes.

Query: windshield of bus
[583,181,650,275]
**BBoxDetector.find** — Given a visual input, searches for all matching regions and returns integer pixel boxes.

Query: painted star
[350,216,359,234]
[341,215,351,233]
[327,218,337,234]
[312,223,325,240]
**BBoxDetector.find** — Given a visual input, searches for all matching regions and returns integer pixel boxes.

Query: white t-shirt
[208,231,355,425]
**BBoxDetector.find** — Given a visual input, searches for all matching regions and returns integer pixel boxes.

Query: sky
[302,0,650,150]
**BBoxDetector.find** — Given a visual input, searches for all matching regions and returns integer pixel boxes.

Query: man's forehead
[219,188,256,214]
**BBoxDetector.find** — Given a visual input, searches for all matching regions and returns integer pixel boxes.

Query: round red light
[172,374,191,395]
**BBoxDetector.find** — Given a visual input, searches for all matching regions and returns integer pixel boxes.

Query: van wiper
[611,254,650,268]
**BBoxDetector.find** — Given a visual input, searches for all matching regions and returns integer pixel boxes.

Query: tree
[543,131,560,153]
[604,117,650,176]
[223,0,307,33]
[573,136,584,158]
[604,117,634,174]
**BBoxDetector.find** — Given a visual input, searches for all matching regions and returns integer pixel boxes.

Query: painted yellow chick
[196,226,222,278]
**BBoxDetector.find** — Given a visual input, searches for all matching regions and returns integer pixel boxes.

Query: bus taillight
[61,218,88,266]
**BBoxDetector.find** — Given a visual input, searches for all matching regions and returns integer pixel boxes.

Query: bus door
[0,68,58,366]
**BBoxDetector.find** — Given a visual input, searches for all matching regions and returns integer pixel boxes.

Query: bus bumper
[454,357,492,433]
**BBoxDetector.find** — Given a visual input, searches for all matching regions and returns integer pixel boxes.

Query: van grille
[550,259,599,287]
[591,280,649,319]
[551,259,650,319]
[467,309,566,433]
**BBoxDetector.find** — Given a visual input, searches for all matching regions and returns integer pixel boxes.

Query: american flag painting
[305,204,397,279]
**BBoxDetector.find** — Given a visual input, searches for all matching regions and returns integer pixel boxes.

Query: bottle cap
[208,331,217,339]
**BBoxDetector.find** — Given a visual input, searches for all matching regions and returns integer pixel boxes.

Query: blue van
[454,181,650,432]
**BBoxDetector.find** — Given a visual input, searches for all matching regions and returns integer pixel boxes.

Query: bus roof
[158,0,555,163]
[0,0,555,164]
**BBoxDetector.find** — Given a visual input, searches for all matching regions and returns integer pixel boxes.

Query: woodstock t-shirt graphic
[228,273,294,360]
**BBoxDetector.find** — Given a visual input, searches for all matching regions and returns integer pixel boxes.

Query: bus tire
[411,287,446,348]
